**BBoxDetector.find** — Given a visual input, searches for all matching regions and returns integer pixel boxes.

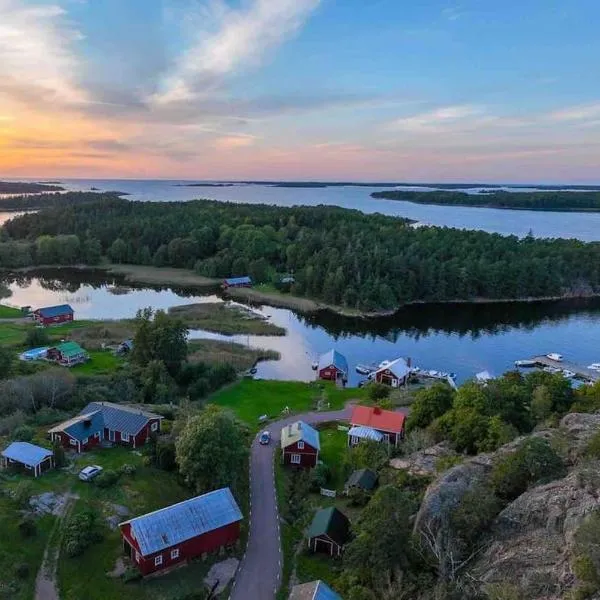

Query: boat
[475,370,493,383]
[543,366,561,374]
[378,359,391,369]
[546,353,563,362]
[562,369,576,378]
[587,363,600,371]
[515,359,537,368]
[355,364,376,375]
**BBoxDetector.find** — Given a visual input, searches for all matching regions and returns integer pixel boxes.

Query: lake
[4,269,600,386]
[46,178,600,241]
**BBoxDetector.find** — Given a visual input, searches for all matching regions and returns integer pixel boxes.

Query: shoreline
[4,263,600,319]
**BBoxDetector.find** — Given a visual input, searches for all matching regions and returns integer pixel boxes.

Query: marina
[521,355,600,383]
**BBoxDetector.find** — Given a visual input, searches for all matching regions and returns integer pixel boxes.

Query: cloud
[389,105,485,132]
[153,0,321,104]
[213,134,256,149]
[547,104,600,122]
[0,0,86,104]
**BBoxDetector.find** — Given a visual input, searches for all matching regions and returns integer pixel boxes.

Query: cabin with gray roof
[289,580,342,600]
[317,349,348,383]
[48,402,162,452]
[281,421,320,468]
[1,442,54,477]
[119,487,243,575]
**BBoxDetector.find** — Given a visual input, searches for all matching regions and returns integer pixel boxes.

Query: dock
[530,356,600,383]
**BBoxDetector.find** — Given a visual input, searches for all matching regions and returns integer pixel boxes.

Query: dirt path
[34,493,78,600]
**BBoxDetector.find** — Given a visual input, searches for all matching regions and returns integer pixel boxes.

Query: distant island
[371,189,600,212]
[176,183,236,187]
[0,181,64,194]
[0,191,124,211]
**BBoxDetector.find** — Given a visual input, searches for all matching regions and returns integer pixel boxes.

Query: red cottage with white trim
[119,488,243,576]
[32,304,74,326]
[349,405,406,446]
[281,421,321,468]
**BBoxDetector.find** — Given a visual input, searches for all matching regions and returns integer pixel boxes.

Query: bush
[31,407,70,426]
[491,437,565,502]
[309,463,330,492]
[14,562,30,580]
[63,508,104,557]
[53,440,66,468]
[347,487,371,507]
[18,517,37,538]
[94,469,120,488]
[11,424,35,442]
[118,464,136,477]
[585,432,600,460]
[25,327,50,348]
[367,383,391,403]
[13,480,33,509]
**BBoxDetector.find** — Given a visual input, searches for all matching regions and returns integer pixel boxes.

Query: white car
[78,465,103,482]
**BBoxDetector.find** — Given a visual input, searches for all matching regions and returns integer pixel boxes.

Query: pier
[530,356,600,383]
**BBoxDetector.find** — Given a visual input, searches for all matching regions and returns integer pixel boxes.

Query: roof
[48,411,104,441]
[79,402,162,436]
[53,341,87,358]
[281,421,320,451]
[307,507,350,546]
[375,357,410,379]
[345,468,378,491]
[289,580,342,600]
[317,349,348,375]
[1,442,53,468]
[348,425,384,442]
[120,487,243,556]
[224,276,252,285]
[350,405,405,434]
[35,304,73,318]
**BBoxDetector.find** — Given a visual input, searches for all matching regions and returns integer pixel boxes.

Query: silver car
[78,465,103,482]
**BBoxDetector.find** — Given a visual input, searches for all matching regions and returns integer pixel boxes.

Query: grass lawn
[0,304,25,318]
[318,425,350,491]
[210,379,364,427]
[71,351,124,376]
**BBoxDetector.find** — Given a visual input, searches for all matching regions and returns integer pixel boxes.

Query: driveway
[229,404,355,600]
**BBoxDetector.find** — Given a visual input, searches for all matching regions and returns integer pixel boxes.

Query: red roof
[350,405,405,433]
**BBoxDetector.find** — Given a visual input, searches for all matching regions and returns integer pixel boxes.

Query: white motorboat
[562,369,576,378]
[546,353,563,362]
[587,363,600,371]
[514,359,536,368]
[543,366,561,374]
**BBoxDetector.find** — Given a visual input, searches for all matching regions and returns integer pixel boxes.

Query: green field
[0,304,25,318]
[72,351,123,376]
[318,425,350,491]
[210,379,363,426]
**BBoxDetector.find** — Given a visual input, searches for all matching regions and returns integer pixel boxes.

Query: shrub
[11,424,35,442]
[14,562,30,579]
[53,441,66,468]
[309,463,330,492]
[122,566,142,583]
[118,464,136,477]
[63,509,104,557]
[0,410,26,436]
[13,480,33,509]
[347,487,371,507]
[25,327,50,348]
[585,431,600,460]
[94,469,120,488]
[18,517,37,538]
[435,455,463,473]
[31,407,70,426]
[367,382,391,403]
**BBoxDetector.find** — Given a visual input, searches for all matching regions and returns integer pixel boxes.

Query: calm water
[48,178,600,241]
[4,269,600,386]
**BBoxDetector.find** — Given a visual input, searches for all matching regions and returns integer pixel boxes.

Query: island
[371,189,600,212]
[0,181,64,194]
[0,191,124,211]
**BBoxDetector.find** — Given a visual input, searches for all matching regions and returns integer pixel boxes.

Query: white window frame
[135,552,140,563]
[151,422,159,432]
[154,555,163,566]
[171,548,179,560]
[82,437,88,445]
[351,436,359,445]
[290,454,301,465]
[69,439,77,446]
[297,441,304,450]
[121,433,130,442]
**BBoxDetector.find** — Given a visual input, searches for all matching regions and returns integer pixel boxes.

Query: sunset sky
[1,0,599,182]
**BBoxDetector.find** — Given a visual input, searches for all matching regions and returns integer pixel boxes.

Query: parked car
[78,465,103,482]
[259,431,271,445]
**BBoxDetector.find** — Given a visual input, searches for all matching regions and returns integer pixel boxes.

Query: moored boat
[587,363,600,371]
[514,359,537,368]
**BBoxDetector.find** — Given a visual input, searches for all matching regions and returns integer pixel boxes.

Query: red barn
[48,402,162,452]
[349,405,405,447]
[317,349,348,383]
[373,357,411,388]
[281,421,320,468]
[33,304,74,326]
[119,488,243,576]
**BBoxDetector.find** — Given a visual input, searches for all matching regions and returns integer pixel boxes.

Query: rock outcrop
[389,442,456,476]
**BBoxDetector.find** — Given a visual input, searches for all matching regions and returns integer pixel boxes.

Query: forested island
[0,191,123,211]
[2,195,600,311]
[0,181,64,194]
[372,189,600,212]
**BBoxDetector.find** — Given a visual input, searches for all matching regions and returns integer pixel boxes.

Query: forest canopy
[372,189,600,212]
[3,196,600,311]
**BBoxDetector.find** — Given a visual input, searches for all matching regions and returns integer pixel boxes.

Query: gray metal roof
[79,402,162,436]
[317,349,348,375]
[348,425,384,442]
[1,442,53,467]
[48,411,104,441]
[281,421,321,451]
[289,580,342,600]
[120,487,242,556]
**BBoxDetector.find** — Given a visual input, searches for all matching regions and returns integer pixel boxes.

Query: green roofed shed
[345,468,378,492]
[47,341,89,366]
[307,507,350,557]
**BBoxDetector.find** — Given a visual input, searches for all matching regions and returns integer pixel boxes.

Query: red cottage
[48,411,104,453]
[373,357,411,388]
[349,405,405,447]
[120,488,243,576]
[317,349,348,383]
[222,276,252,289]
[281,421,320,468]
[33,304,74,326]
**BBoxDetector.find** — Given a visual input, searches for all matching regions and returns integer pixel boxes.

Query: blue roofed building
[119,487,243,575]
[48,411,104,453]
[281,421,321,468]
[1,441,54,477]
[317,349,348,383]
[222,276,252,288]
[33,304,74,326]
[289,580,343,600]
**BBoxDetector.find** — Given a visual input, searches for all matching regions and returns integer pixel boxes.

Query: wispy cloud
[153,0,321,104]
[389,105,485,132]
[547,104,600,122]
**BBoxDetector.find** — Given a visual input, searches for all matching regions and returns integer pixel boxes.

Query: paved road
[230,404,355,600]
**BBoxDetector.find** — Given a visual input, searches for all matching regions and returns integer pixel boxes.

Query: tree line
[4,195,600,310]
[372,189,600,212]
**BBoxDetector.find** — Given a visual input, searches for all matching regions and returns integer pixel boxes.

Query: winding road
[230,404,355,600]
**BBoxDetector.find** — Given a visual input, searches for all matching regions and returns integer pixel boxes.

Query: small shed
[1,442,53,477]
[33,304,74,326]
[317,350,348,382]
[289,580,342,600]
[222,276,252,289]
[47,341,89,366]
[374,357,411,387]
[344,468,378,493]
[307,507,350,557]
[347,425,384,446]
[120,487,243,576]
[281,421,320,468]
[117,339,133,354]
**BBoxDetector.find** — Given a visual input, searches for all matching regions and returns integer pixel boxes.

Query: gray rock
[390,442,456,476]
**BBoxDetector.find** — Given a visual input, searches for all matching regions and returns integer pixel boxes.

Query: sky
[0,0,599,183]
